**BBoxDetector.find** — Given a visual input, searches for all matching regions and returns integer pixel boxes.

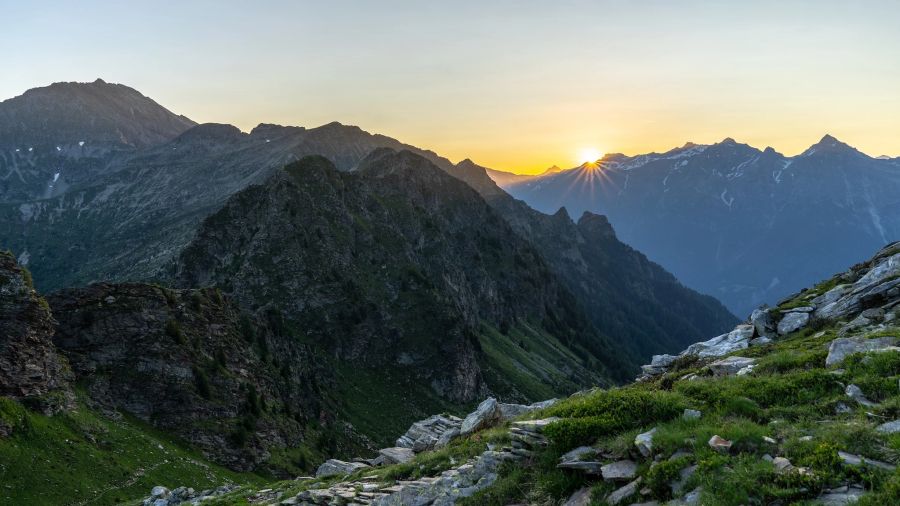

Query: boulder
[315,459,370,478]
[635,428,657,457]
[558,446,597,463]
[708,356,756,377]
[750,307,775,338]
[607,477,641,505]
[817,484,866,505]
[875,419,900,434]
[838,451,896,471]
[641,354,679,376]
[511,417,560,433]
[825,336,899,367]
[557,460,604,474]
[845,384,877,407]
[778,312,809,335]
[772,456,793,473]
[682,409,701,420]
[682,325,754,358]
[562,487,592,506]
[600,460,638,481]
[498,399,557,420]
[378,447,415,465]
[396,414,463,452]
[707,435,732,453]
[460,397,503,435]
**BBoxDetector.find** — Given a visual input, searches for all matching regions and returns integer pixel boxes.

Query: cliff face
[48,282,327,472]
[0,251,72,415]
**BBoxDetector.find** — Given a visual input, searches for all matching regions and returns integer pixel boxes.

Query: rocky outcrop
[395,414,463,452]
[639,242,900,381]
[49,282,324,472]
[0,251,72,414]
[460,398,502,435]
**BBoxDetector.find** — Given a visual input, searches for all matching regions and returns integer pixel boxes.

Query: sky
[3,1,900,174]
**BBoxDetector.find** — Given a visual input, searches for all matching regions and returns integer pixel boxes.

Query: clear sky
[3,1,900,173]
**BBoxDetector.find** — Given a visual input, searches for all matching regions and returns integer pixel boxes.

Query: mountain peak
[801,134,860,156]
[0,80,195,148]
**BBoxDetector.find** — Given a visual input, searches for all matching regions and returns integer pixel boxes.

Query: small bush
[165,319,185,345]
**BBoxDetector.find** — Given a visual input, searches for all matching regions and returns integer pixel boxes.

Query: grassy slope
[204,272,900,505]
[0,395,264,505]
[465,280,900,505]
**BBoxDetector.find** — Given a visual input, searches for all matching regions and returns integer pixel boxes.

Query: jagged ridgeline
[175,149,628,429]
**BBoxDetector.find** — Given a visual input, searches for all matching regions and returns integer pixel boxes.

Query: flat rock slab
[635,427,657,457]
[600,460,638,481]
[512,417,561,433]
[558,446,596,463]
[557,460,604,474]
[778,312,810,335]
[607,477,642,505]
[708,356,756,376]
[838,451,896,471]
[826,336,899,366]
[876,419,900,434]
[378,447,415,464]
[562,487,592,506]
[315,459,370,478]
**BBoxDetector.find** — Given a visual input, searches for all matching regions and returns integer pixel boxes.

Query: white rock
[875,419,900,434]
[708,356,756,376]
[635,428,657,457]
[778,312,810,335]
[460,398,503,435]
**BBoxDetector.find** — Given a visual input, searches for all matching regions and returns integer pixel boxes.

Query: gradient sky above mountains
[4,0,900,173]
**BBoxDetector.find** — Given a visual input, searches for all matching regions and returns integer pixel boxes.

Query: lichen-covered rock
[0,251,73,414]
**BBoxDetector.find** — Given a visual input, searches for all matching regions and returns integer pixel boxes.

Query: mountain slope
[176,151,626,407]
[505,136,900,316]
[457,159,738,359]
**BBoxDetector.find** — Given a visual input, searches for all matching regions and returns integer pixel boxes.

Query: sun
[578,147,604,164]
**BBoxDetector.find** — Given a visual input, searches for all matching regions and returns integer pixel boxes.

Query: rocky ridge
[0,250,73,416]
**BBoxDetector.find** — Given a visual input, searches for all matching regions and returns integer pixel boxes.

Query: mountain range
[497,136,900,316]
[0,79,737,482]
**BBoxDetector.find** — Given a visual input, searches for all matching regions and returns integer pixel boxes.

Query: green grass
[477,321,606,402]
[0,396,263,505]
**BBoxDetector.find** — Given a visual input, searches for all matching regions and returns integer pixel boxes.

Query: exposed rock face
[0,251,72,414]
[49,282,324,472]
